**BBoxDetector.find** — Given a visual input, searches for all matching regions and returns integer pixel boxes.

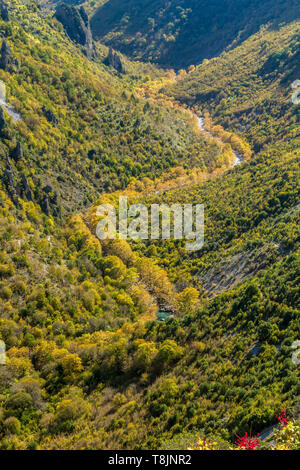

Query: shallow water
[197,116,243,167]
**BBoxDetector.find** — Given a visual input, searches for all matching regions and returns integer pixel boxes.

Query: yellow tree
[176,287,200,316]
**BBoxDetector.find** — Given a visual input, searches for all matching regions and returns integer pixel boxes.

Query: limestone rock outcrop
[105,47,125,74]
[11,142,23,162]
[3,159,18,205]
[55,3,94,58]
[0,1,9,22]
[0,40,19,73]
[41,184,60,217]
[0,107,6,132]
[21,174,34,202]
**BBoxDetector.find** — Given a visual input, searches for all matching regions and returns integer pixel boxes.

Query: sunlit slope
[165,21,300,152]
[1,0,220,213]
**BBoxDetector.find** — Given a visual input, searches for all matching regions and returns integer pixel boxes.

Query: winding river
[197,116,243,167]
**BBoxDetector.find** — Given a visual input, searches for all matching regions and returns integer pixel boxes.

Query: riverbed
[197,116,243,167]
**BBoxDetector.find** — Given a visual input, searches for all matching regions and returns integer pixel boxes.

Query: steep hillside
[89,0,300,68]
[65,113,299,449]
[1,140,299,449]
[0,0,299,452]
[165,21,300,152]
[0,0,221,216]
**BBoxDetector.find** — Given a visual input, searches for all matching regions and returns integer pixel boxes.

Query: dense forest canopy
[88,0,300,68]
[0,0,299,451]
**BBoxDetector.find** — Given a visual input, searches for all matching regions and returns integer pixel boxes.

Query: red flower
[276,408,289,427]
[235,432,261,450]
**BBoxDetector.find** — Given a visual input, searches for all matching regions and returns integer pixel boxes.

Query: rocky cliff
[104,47,125,74]
[0,0,9,22]
[0,40,19,73]
[55,3,94,58]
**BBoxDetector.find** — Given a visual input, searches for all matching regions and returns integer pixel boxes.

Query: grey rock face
[0,40,19,73]
[55,4,94,58]
[79,6,89,27]
[41,194,50,216]
[21,174,34,201]
[3,162,18,205]
[11,142,23,162]
[3,168,13,189]
[0,1,9,22]
[105,47,125,74]
[40,184,60,216]
[0,107,6,132]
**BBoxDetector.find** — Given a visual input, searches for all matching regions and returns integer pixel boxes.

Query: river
[197,116,243,167]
